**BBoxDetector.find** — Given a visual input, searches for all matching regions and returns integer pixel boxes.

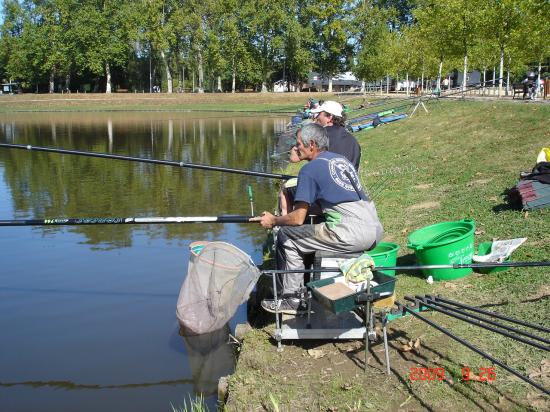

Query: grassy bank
[225,100,550,411]
[0,92,335,113]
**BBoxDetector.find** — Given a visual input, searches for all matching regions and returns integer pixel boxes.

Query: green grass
[170,394,208,412]
[226,100,550,411]
[0,92,347,113]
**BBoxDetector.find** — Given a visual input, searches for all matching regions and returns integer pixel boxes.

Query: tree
[0,0,30,84]
[308,0,353,92]
[479,0,527,97]
[414,0,457,91]
[522,0,550,96]
[139,0,188,93]
[352,0,389,84]
[280,0,314,91]
[73,0,133,93]
[24,0,77,93]
[218,0,251,92]
[241,0,289,92]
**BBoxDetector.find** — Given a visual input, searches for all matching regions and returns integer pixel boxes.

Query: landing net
[176,241,260,335]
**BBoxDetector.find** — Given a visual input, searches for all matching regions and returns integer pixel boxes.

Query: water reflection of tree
[0,114,281,248]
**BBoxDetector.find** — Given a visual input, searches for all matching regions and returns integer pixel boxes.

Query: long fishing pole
[436,77,504,100]
[0,215,255,226]
[396,301,550,395]
[262,261,550,274]
[348,77,504,125]
[428,295,550,334]
[417,296,550,345]
[405,296,550,352]
[0,143,295,181]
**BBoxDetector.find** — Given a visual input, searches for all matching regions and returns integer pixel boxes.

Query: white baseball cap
[310,100,343,117]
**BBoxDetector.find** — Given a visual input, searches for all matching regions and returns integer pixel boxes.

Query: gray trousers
[276,223,378,295]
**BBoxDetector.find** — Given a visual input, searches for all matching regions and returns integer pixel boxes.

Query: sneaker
[261,297,306,315]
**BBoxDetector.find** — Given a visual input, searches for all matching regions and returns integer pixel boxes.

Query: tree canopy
[0,0,547,93]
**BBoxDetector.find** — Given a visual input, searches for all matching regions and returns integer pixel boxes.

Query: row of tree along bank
[0,0,548,95]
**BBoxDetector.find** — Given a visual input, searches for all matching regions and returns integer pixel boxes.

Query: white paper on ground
[472,238,527,263]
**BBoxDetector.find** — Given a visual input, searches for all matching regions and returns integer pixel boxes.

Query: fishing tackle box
[307,271,396,314]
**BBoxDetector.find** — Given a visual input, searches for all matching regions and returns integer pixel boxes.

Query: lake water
[0,111,288,411]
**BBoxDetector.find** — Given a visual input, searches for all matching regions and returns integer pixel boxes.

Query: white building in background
[396,80,416,91]
[273,79,296,92]
[305,72,363,92]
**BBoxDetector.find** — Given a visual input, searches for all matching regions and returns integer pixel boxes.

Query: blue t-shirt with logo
[294,152,367,208]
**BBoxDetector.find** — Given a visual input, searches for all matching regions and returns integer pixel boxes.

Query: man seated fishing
[251,123,384,315]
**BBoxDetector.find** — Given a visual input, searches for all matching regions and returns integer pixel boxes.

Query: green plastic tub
[369,242,400,276]
[307,271,396,314]
[475,242,510,274]
[407,219,476,281]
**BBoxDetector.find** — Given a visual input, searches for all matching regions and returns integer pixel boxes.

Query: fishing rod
[0,215,255,226]
[428,295,550,334]
[406,296,550,352]
[349,76,504,125]
[417,295,550,345]
[435,77,505,100]
[262,260,550,274]
[0,143,295,181]
[396,300,550,395]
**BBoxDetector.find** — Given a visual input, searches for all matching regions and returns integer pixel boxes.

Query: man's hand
[250,203,309,229]
[249,211,277,229]
[289,145,300,163]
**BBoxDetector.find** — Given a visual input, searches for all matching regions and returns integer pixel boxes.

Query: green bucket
[407,219,476,281]
[369,242,400,276]
[475,242,510,274]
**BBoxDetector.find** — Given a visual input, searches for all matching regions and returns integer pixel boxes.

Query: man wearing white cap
[311,100,361,170]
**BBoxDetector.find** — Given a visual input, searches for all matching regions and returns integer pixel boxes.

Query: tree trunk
[160,50,172,93]
[537,61,542,98]
[65,74,70,93]
[217,76,222,92]
[482,68,486,95]
[197,51,204,93]
[437,59,443,91]
[506,55,511,96]
[396,73,399,93]
[49,71,55,94]
[182,65,185,92]
[231,56,236,93]
[498,47,504,98]
[493,66,497,96]
[328,77,333,93]
[462,54,468,94]
[406,72,410,96]
[421,70,424,93]
[261,81,268,93]
[386,74,389,94]
[105,63,112,94]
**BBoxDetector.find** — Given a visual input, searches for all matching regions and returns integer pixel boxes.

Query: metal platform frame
[270,272,391,374]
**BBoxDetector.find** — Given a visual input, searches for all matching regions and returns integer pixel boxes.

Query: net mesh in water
[176,241,260,335]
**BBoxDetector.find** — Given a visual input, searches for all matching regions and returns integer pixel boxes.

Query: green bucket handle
[461,218,476,226]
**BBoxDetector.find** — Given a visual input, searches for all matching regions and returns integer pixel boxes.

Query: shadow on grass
[492,187,522,213]
[396,253,425,278]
